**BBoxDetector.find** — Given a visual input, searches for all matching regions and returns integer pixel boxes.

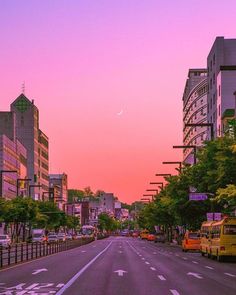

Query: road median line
[56,241,113,295]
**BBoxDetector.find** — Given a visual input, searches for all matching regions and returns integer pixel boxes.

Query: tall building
[182,69,208,163]
[0,112,27,199]
[99,193,115,216]
[49,173,68,210]
[207,37,236,138]
[10,94,49,200]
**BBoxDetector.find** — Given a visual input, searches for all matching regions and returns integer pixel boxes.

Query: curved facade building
[183,69,208,164]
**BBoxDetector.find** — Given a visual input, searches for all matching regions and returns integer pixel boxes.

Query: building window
[213,54,215,65]
[213,73,215,84]
[219,85,221,97]
[218,105,221,116]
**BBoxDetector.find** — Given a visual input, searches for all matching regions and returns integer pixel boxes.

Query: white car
[0,235,11,248]
[47,234,58,243]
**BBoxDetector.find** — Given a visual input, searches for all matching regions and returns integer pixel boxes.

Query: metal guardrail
[0,238,94,269]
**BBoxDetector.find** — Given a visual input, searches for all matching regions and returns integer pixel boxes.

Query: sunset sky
[1,0,236,203]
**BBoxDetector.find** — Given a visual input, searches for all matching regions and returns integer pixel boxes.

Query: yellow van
[140,230,149,240]
[209,217,236,261]
[200,220,214,257]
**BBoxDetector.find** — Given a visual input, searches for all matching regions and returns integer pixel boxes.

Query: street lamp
[0,170,17,198]
[141,197,151,203]
[162,161,182,173]
[150,182,164,189]
[29,184,42,200]
[185,123,214,141]
[173,145,197,165]
[16,178,31,197]
[155,173,172,177]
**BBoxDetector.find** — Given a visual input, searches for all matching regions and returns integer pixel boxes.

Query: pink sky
[1,0,236,203]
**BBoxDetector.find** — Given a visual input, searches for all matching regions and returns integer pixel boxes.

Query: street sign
[189,193,208,201]
[207,213,222,221]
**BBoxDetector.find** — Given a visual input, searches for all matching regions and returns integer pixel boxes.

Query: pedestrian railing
[0,238,94,269]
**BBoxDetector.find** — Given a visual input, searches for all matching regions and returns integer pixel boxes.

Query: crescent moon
[117,110,124,116]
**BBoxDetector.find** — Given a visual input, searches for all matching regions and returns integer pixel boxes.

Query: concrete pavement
[0,237,235,295]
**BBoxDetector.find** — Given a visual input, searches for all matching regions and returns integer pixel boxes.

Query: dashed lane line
[150,267,156,271]
[158,275,166,281]
[192,261,198,264]
[145,262,150,265]
[224,272,236,277]
[205,266,214,270]
[170,290,180,295]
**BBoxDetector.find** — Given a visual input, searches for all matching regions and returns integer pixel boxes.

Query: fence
[0,238,94,269]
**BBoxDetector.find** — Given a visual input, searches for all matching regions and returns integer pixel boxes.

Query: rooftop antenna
[21,81,25,94]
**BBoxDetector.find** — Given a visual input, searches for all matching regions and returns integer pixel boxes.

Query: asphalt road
[0,237,235,295]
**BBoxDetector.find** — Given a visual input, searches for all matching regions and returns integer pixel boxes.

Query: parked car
[182,231,200,252]
[47,234,58,243]
[57,233,66,242]
[147,234,156,241]
[155,233,166,243]
[0,235,11,248]
[32,229,46,243]
[73,234,83,240]
[66,234,73,240]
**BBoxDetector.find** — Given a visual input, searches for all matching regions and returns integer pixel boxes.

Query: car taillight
[185,240,188,244]
[220,246,225,251]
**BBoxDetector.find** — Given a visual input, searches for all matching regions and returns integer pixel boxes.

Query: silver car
[47,234,58,243]
[0,234,11,248]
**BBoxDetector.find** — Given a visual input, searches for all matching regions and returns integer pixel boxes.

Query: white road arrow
[187,272,203,279]
[32,268,48,275]
[114,270,127,277]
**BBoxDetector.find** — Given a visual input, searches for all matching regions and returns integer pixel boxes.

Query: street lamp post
[16,178,31,197]
[150,182,164,189]
[155,173,172,177]
[0,170,17,198]
[173,145,197,165]
[162,161,182,173]
[143,194,155,201]
[185,123,214,141]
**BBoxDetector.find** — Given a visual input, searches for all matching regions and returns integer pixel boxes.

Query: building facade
[207,37,236,138]
[10,94,49,200]
[99,192,115,216]
[182,69,208,163]
[0,112,27,199]
[49,173,68,211]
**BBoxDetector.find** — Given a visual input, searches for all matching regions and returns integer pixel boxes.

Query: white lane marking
[224,272,236,277]
[145,262,150,265]
[205,266,214,270]
[142,258,145,260]
[158,275,166,281]
[114,269,127,277]
[56,284,65,288]
[187,272,203,279]
[81,250,86,253]
[26,284,39,290]
[153,252,157,254]
[32,268,48,275]
[182,257,188,260]
[170,290,180,295]
[192,261,198,264]
[150,267,156,271]
[118,251,123,254]
[56,242,112,295]
[175,254,179,257]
